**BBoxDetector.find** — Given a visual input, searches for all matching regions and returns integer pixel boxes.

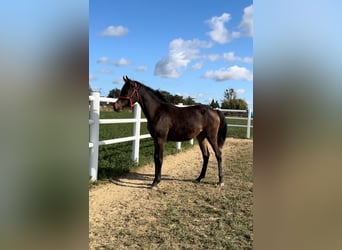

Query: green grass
[94,111,253,180]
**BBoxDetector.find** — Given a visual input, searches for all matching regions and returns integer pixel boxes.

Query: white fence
[89,91,253,181]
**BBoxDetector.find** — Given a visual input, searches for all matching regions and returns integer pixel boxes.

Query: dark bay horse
[113,76,227,187]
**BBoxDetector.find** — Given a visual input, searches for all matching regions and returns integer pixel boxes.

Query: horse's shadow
[109,172,153,189]
[109,171,213,189]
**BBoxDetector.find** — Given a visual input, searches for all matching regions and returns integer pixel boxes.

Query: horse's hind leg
[207,134,224,186]
[196,134,210,183]
[215,148,224,186]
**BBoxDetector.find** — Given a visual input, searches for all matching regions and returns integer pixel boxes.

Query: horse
[113,76,227,188]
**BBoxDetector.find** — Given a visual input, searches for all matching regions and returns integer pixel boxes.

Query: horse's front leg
[152,138,165,187]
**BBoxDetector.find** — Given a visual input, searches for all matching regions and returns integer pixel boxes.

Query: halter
[118,82,140,109]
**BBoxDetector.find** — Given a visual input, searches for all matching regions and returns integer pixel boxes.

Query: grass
[89,138,253,250]
[143,147,253,249]
[147,190,252,249]
[94,111,253,180]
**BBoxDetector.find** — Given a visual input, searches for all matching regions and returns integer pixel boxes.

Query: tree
[107,88,121,98]
[172,94,185,104]
[158,90,170,103]
[183,96,196,105]
[209,99,220,108]
[224,88,237,101]
[159,90,189,104]
[221,88,248,110]
[221,98,248,110]
[233,98,248,110]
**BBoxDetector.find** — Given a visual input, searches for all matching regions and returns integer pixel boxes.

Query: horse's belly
[167,128,200,141]
[167,134,193,142]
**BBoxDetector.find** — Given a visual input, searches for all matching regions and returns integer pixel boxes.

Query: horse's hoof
[151,183,159,190]
[195,176,203,183]
[193,180,201,185]
[217,182,224,187]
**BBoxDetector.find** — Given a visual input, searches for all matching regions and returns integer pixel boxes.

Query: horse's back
[160,104,220,141]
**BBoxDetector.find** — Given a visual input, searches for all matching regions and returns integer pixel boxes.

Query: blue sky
[89,0,253,108]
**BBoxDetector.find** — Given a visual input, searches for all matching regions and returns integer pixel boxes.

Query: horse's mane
[137,81,168,103]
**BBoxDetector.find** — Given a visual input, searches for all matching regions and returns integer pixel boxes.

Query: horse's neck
[138,87,163,123]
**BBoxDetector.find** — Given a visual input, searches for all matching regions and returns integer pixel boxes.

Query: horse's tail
[217,110,227,148]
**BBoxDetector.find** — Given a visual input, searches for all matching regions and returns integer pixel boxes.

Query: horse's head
[113,76,140,112]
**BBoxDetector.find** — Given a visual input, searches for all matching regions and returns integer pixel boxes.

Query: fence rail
[89,91,253,181]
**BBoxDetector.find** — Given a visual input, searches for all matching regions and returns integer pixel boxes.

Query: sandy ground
[89,138,253,249]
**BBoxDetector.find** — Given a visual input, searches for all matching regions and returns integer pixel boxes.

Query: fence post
[176,102,184,150]
[246,108,252,139]
[89,91,100,181]
[132,104,141,162]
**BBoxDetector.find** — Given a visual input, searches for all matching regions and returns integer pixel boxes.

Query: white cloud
[154,57,180,78]
[135,66,148,72]
[176,92,204,100]
[100,25,128,36]
[239,5,253,37]
[203,65,253,81]
[196,93,204,99]
[89,74,97,81]
[96,56,109,63]
[111,57,132,66]
[96,56,132,67]
[242,57,253,64]
[112,78,124,84]
[205,6,253,43]
[191,61,203,70]
[154,38,212,78]
[236,88,246,95]
[203,52,253,64]
[206,13,232,44]
[207,54,221,61]
[232,31,241,39]
[223,52,238,61]
[223,52,253,64]
[99,68,112,74]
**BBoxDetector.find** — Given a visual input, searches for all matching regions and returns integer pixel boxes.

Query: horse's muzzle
[113,99,130,112]
[113,101,122,112]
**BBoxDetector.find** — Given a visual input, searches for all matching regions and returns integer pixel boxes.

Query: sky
[89,0,253,109]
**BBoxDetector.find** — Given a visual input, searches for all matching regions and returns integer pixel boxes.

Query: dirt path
[89,138,253,249]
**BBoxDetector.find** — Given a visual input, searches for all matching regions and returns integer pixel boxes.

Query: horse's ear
[123,76,127,82]
[125,76,131,82]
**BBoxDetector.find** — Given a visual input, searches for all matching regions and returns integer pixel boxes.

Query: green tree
[172,94,185,104]
[183,96,196,105]
[234,98,248,110]
[209,99,220,108]
[159,90,171,103]
[107,88,121,98]
[160,90,186,104]
[221,99,248,110]
[221,88,248,110]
